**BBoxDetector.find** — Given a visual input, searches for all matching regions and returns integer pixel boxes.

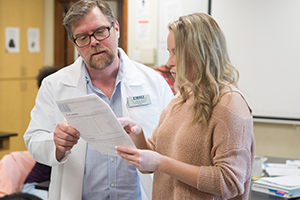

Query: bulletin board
[211,0,300,121]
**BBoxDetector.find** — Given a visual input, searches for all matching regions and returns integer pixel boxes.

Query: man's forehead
[72,8,110,35]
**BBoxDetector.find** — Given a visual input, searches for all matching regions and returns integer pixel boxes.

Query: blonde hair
[169,13,239,128]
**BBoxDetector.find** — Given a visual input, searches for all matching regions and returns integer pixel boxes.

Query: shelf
[0,132,18,151]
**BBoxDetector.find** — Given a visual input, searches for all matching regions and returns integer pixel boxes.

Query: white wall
[127,0,159,68]
[211,0,300,120]
[127,0,209,68]
[156,0,208,66]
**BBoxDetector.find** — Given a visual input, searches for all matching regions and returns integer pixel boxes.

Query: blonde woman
[117,12,255,200]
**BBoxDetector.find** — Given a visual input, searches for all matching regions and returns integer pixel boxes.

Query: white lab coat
[24,49,174,200]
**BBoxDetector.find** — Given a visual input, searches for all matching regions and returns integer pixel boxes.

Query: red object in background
[154,65,176,95]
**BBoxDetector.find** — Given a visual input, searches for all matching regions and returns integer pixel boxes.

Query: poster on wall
[136,19,151,41]
[5,27,20,53]
[27,28,40,53]
[137,0,150,17]
[136,0,151,41]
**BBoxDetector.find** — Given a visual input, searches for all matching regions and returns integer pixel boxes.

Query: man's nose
[90,35,100,46]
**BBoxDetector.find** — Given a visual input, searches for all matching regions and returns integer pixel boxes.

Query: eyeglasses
[73,23,113,48]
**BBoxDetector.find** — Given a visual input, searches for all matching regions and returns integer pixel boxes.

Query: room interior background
[0,0,299,159]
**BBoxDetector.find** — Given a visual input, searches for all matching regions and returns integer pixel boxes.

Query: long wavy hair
[169,13,239,128]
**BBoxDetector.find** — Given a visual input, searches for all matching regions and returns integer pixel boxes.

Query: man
[23,1,174,200]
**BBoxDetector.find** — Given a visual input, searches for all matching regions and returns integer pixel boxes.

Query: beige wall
[42,0,300,160]
[254,122,300,159]
[43,0,54,67]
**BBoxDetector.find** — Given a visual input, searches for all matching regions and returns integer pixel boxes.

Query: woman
[154,65,176,95]
[117,12,255,199]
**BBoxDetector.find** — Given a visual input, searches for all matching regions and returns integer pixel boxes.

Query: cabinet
[0,0,43,158]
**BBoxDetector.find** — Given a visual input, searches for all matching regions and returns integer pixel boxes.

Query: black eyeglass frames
[73,23,113,48]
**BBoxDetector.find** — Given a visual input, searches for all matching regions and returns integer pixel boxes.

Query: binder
[252,176,300,198]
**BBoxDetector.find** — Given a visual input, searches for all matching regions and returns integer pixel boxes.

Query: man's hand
[53,121,80,160]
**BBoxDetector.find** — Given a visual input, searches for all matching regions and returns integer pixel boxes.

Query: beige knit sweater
[148,90,255,200]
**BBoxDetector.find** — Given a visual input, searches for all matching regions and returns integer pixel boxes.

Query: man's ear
[114,21,120,39]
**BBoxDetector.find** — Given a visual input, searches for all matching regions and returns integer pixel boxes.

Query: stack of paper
[264,163,300,177]
[252,176,300,198]
[286,160,300,167]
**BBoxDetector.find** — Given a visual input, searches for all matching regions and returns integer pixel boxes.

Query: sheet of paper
[260,176,300,187]
[5,27,20,53]
[264,163,300,176]
[56,93,136,156]
[27,28,40,52]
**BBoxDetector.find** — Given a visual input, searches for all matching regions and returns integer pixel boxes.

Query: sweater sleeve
[197,111,254,199]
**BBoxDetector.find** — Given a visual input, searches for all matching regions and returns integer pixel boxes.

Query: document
[56,93,136,156]
[252,176,300,198]
[251,175,300,198]
[264,163,300,176]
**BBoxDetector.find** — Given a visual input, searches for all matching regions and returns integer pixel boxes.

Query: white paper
[264,163,300,176]
[286,160,300,167]
[27,28,40,52]
[56,93,136,156]
[5,27,20,53]
[260,176,300,187]
[136,19,151,41]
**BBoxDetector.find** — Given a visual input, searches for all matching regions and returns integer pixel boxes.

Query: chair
[0,151,35,197]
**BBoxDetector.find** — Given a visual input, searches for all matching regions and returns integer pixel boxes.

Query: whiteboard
[157,0,208,66]
[211,0,300,120]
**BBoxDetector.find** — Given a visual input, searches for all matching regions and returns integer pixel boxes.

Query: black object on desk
[35,180,50,191]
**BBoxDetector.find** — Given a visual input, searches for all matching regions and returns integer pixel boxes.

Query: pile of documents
[252,160,300,198]
[264,163,300,177]
[252,176,300,198]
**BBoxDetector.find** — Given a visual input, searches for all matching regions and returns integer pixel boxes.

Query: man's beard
[87,46,116,70]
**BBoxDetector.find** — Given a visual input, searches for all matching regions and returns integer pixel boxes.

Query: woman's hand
[116,145,163,173]
[117,146,200,189]
[118,117,148,149]
[118,117,142,136]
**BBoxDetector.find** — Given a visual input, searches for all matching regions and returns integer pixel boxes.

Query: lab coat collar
[59,56,84,87]
[117,48,146,86]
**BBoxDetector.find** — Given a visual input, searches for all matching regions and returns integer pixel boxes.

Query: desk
[0,132,18,150]
[249,156,300,200]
